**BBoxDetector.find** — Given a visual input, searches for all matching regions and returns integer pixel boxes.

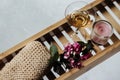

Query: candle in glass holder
[90,20,113,45]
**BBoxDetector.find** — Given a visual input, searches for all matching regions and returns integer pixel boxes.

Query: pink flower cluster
[64,42,82,59]
[61,42,92,69]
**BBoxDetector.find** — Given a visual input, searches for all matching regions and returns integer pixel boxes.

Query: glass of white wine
[65,1,96,39]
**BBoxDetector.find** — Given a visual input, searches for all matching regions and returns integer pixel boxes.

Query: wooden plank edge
[56,40,120,80]
[81,0,104,10]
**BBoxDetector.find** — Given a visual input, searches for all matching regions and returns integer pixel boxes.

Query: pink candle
[91,20,113,45]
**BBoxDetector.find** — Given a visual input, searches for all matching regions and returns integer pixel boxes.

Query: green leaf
[86,40,93,51]
[49,44,59,64]
[77,41,85,47]
[53,61,62,73]
[82,40,93,55]
[52,52,59,62]
[50,44,58,57]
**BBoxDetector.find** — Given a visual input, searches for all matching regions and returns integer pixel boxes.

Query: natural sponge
[0,41,50,80]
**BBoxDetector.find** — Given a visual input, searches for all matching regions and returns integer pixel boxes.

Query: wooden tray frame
[0,0,120,80]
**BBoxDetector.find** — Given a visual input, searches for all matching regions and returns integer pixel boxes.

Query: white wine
[67,10,90,28]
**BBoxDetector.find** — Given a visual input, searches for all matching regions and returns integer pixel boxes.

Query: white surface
[0,0,120,80]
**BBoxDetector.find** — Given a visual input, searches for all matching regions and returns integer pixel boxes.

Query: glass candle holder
[90,20,113,45]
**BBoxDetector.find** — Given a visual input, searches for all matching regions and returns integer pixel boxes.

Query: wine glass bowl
[65,1,96,29]
[66,10,90,28]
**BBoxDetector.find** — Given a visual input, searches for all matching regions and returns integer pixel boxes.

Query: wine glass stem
[77,27,87,40]
[71,27,80,39]
[71,27,87,40]
[75,28,79,34]
[80,27,87,40]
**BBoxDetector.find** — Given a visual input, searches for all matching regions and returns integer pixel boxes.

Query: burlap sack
[0,41,50,80]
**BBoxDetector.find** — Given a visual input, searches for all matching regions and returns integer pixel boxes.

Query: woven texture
[0,41,50,80]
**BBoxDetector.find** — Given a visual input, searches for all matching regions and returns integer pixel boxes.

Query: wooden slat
[46,71,56,80]
[40,37,51,50]
[58,27,74,44]
[113,0,120,10]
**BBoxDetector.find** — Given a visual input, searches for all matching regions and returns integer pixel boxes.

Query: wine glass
[65,1,96,39]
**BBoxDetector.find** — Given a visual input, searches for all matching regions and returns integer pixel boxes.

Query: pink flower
[64,42,82,54]
[73,42,82,54]
[64,52,70,59]
[75,62,82,68]
[69,58,75,67]
[68,57,82,68]
[81,52,92,60]
[64,43,74,53]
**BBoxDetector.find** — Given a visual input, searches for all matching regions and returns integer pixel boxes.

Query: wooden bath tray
[0,0,120,80]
